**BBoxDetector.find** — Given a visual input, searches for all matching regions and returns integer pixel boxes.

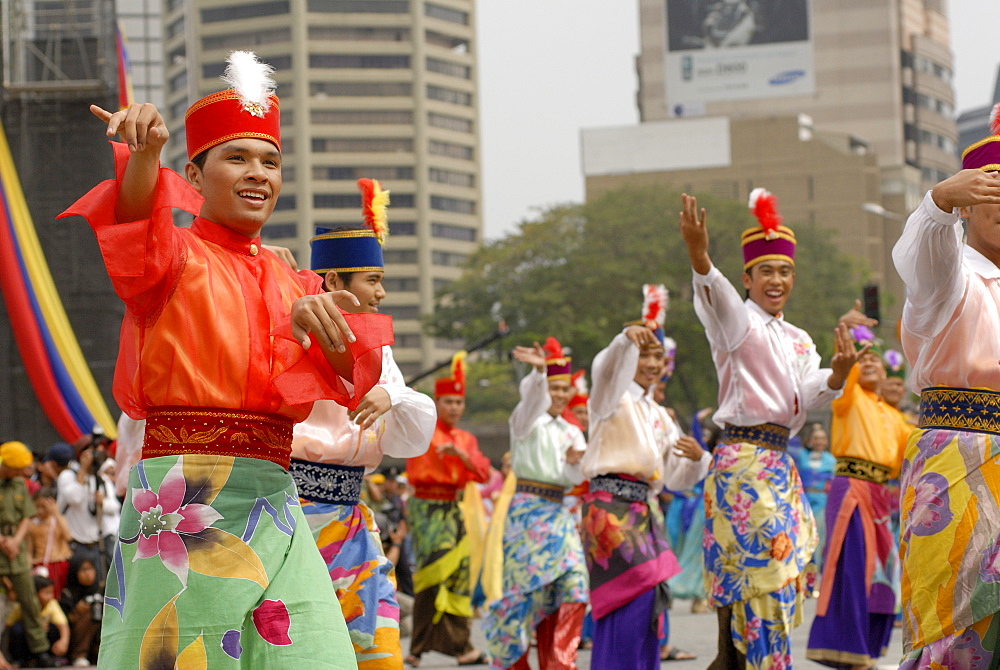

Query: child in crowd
[5,575,69,666]
[27,488,73,599]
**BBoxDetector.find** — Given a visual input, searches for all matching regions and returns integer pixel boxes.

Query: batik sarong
[703,441,817,670]
[665,488,707,600]
[101,454,356,669]
[302,499,400,668]
[409,496,474,658]
[806,476,897,667]
[483,492,588,669]
[580,481,679,620]
[898,426,1000,661]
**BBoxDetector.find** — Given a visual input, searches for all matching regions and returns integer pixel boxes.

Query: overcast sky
[475,1,1000,240]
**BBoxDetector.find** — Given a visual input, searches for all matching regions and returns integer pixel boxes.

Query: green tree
[427,185,869,422]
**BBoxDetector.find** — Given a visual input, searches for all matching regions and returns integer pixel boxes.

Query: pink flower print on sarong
[744,616,762,643]
[909,627,994,670]
[907,472,952,537]
[981,537,1000,583]
[731,491,754,535]
[252,599,292,646]
[768,651,791,670]
[756,450,783,480]
[915,430,951,459]
[130,458,268,588]
[714,444,740,471]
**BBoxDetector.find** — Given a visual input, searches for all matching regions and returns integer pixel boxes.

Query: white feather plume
[221,51,276,114]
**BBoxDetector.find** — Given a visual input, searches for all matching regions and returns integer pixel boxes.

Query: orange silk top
[406,419,491,491]
[830,364,913,477]
[60,142,390,420]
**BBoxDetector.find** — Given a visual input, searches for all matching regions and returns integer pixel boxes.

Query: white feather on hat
[221,50,276,117]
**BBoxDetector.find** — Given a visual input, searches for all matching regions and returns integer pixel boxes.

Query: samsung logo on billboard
[769,70,806,86]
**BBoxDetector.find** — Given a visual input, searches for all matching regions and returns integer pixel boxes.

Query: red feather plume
[749,188,782,237]
[991,102,1000,137]
[543,337,563,360]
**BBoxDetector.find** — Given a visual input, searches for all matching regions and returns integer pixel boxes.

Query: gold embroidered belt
[722,423,790,451]
[835,456,890,485]
[515,478,565,504]
[918,387,1000,435]
[413,484,460,501]
[143,406,293,469]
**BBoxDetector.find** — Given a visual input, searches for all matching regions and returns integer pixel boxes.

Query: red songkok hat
[742,188,796,271]
[185,51,281,160]
[542,337,572,381]
[435,351,467,398]
[962,103,1000,172]
[568,370,588,409]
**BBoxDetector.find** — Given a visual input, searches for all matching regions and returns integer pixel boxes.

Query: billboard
[664,0,814,114]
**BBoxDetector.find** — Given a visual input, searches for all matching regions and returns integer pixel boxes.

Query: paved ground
[402,598,905,668]
[36,598,905,668]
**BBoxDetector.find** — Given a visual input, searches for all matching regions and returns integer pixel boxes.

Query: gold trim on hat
[743,253,795,271]
[185,90,280,119]
[312,265,384,274]
[311,230,377,242]
[961,134,1000,159]
[740,227,797,244]
[189,131,280,162]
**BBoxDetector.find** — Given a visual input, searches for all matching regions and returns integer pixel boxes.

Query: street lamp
[861,202,906,221]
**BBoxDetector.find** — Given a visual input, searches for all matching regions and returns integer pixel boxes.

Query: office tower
[585,0,959,338]
[161,0,483,376]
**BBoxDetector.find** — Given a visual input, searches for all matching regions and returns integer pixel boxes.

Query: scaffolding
[1,0,117,95]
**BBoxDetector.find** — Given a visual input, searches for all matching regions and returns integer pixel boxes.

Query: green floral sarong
[99,454,357,669]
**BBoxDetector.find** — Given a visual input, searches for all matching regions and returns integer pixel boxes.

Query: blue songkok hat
[310,178,389,274]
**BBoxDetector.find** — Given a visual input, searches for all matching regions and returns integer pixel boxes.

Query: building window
[428,140,473,160]
[426,57,470,79]
[428,112,473,133]
[201,1,289,22]
[433,277,453,292]
[393,222,416,235]
[309,54,411,69]
[432,250,467,267]
[381,305,420,320]
[431,223,476,241]
[429,167,474,187]
[430,195,475,214]
[313,166,415,181]
[273,195,297,211]
[202,28,291,50]
[311,81,412,97]
[204,55,291,79]
[311,109,414,125]
[384,249,418,264]
[304,193,411,208]
[282,165,295,182]
[166,16,184,38]
[311,137,414,153]
[425,2,468,24]
[384,276,419,292]
[168,70,187,92]
[308,0,409,12]
[425,30,468,51]
[427,85,472,106]
[309,26,411,41]
[395,333,422,347]
[261,223,298,240]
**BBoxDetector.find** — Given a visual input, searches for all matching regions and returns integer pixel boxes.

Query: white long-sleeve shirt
[57,466,120,544]
[508,369,586,489]
[692,264,840,434]
[892,190,1000,393]
[581,332,710,491]
[292,346,436,469]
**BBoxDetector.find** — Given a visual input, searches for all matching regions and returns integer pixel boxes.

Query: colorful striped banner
[0,119,117,441]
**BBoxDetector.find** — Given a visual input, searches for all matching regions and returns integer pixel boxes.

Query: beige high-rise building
[584,0,957,335]
[161,0,482,376]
